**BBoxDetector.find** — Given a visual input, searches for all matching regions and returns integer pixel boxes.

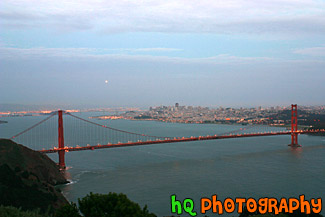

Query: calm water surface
[1,112,324,216]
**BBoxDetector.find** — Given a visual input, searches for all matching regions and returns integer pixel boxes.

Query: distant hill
[0,139,68,213]
[268,109,325,128]
[0,104,64,112]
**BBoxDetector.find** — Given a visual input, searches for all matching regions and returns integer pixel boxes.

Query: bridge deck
[38,130,324,154]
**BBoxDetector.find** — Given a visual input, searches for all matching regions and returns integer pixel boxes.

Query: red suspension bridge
[9,104,325,169]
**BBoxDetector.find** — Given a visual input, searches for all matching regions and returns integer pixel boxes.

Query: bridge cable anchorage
[64,111,173,139]
[9,112,58,139]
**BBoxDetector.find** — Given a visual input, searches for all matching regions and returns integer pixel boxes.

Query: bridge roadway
[39,129,324,154]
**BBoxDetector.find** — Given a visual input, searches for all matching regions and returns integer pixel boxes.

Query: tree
[0,205,45,217]
[55,202,81,217]
[78,192,157,217]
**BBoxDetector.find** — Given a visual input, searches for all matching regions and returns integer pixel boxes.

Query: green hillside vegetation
[0,205,44,217]
[56,192,157,217]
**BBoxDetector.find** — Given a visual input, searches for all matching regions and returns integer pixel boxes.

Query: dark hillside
[0,139,67,185]
[0,139,68,213]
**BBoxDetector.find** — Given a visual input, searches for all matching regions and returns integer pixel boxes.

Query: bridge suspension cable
[65,112,171,139]
[10,112,58,139]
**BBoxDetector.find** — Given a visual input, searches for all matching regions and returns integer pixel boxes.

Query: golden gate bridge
[9,104,325,169]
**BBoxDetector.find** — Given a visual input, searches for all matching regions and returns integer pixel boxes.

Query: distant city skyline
[1,0,324,107]
[1,102,324,113]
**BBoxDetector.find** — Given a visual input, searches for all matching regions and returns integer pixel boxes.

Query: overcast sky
[1,0,324,108]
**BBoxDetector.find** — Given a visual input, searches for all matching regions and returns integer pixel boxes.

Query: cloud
[1,0,324,35]
[294,46,325,56]
[113,48,183,52]
[0,46,277,64]
[0,11,40,20]
[0,47,183,60]
[1,46,325,68]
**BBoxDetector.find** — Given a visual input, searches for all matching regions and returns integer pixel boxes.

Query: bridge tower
[289,104,300,147]
[58,110,66,169]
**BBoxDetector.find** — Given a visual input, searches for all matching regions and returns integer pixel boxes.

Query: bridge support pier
[289,104,301,147]
[58,110,66,169]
